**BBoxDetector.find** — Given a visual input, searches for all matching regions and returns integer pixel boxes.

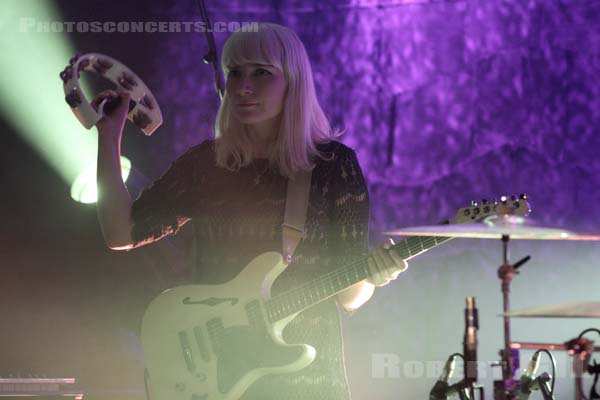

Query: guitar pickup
[178,331,197,373]
[193,326,211,362]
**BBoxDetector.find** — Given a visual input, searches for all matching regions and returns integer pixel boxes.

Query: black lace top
[131,139,370,400]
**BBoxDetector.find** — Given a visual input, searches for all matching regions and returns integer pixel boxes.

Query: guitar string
[265,236,433,320]
[198,238,450,345]
[266,236,452,321]
[270,236,437,312]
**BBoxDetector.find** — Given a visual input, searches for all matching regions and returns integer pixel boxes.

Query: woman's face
[226,63,287,126]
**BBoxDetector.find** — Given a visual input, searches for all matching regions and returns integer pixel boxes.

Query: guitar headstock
[450,194,531,224]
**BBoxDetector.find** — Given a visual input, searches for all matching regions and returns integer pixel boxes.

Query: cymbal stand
[568,329,600,400]
[495,234,531,400]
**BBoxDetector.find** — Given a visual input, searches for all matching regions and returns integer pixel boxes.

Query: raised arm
[94,90,134,250]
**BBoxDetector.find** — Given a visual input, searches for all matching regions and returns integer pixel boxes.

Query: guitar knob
[500,196,508,204]
[196,372,207,381]
[519,193,527,199]
[471,200,478,207]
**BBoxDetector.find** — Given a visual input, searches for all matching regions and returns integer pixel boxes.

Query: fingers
[367,238,408,287]
[91,90,130,113]
[93,90,131,133]
[91,90,118,111]
[383,237,394,250]
[367,256,387,287]
[112,91,131,115]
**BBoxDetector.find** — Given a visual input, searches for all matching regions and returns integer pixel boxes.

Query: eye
[255,68,272,77]
[227,69,241,78]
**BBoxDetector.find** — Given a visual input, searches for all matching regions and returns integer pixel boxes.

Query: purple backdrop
[1,1,599,399]
[139,2,600,398]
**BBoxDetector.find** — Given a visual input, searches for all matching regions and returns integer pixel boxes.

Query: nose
[236,77,254,96]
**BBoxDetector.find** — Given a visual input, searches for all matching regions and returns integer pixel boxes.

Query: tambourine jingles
[60,53,163,135]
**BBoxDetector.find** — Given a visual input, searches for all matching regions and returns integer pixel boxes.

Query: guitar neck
[265,235,452,323]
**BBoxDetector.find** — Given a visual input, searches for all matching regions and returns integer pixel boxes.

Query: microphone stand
[495,234,531,399]
[537,373,556,400]
[566,333,596,400]
[590,360,600,399]
[195,0,225,100]
[447,379,485,400]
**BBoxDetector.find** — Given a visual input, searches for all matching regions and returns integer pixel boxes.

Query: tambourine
[60,53,163,136]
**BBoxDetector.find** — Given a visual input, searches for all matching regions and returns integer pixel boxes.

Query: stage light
[0,0,132,203]
[70,156,131,204]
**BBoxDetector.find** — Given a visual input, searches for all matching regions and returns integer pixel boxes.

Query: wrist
[97,128,122,149]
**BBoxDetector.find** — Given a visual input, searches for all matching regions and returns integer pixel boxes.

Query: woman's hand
[367,237,408,287]
[91,89,131,138]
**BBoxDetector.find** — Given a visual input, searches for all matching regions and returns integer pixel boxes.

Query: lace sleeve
[328,144,370,269]
[130,141,209,247]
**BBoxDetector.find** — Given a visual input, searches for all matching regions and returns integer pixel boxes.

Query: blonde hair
[214,23,340,179]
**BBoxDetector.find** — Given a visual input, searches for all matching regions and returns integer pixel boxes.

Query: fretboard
[265,235,451,323]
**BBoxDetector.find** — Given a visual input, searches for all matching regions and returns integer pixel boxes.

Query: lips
[237,102,258,107]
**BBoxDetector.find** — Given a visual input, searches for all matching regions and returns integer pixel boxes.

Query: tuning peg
[519,193,527,200]
[471,200,478,207]
[481,199,488,205]
[500,196,508,204]
[493,198,498,205]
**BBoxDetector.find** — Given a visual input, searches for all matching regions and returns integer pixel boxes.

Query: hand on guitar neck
[367,237,408,287]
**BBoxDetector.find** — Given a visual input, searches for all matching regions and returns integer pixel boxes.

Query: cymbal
[386,215,600,240]
[503,302,600,318]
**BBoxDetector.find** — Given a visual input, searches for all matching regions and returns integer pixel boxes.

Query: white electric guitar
[141,196,530,400]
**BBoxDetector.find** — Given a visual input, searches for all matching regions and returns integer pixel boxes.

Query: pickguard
[215,324,304,394]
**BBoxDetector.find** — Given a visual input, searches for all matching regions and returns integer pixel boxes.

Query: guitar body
[141,252,316,400]
[141,196,530,400]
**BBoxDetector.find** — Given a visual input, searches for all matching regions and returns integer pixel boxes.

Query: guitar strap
[282,169,312,264]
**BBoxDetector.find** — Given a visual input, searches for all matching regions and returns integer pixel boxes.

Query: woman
[95,23,406,400]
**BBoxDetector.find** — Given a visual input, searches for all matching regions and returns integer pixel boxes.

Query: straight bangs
[221,27,284,74]
[215,23,339,180]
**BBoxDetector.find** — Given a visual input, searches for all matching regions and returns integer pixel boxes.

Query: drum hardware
[510,341,600,352]
[504,302,600,318]
[494,234,532,399]
[388,194,600,399]
[464,297,480,391]
[429,297,485,400]
[429,351,485,399]
[567,328,600,400]
[507,330,600,400]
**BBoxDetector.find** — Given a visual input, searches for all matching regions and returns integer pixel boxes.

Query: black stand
[495,235,531,400]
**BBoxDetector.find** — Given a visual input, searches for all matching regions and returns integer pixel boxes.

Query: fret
[403,240,412,256]
[415,237,424,253]
[342,271,351,287]
[266,234,454,322]
[416,237,424,253]
[335,274,343,291]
